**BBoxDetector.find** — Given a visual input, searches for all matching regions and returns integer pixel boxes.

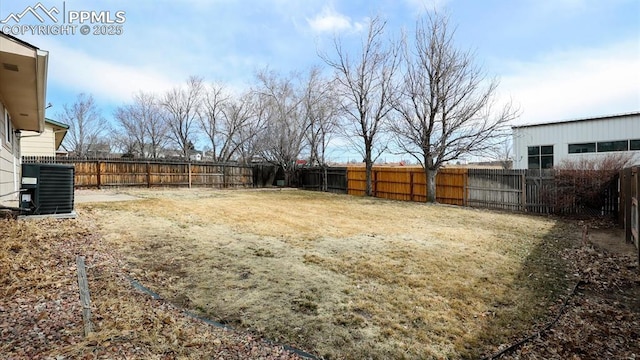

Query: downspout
[35,49,49,133]
[13,130,20,199]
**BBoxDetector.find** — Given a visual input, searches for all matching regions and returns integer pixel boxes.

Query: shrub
[552,153,634,216]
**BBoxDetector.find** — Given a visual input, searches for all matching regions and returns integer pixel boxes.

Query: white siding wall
[21,126,55,156]
[0,101,21,203]
[513,114,640,169]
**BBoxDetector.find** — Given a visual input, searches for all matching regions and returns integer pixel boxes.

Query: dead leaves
[499,241,640,359]
[0,218,306,360]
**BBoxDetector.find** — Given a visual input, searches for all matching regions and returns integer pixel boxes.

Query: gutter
[35,49,49,133]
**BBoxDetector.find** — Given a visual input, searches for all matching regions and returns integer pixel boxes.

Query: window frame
[597,140,628,152]
[568,142,596,154]
[527,145,554,169]
[3,108,11,151]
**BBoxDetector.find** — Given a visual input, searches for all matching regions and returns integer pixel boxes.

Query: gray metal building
[512,112,640,169]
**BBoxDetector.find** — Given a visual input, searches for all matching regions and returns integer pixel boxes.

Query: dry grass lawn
[84,188,578,359]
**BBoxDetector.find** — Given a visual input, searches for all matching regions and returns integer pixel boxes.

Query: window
[4,109,11,146]
[597,140,628,152]
[569,139,640,153]
[568,143,596,154]
[0,109,4,144]
[527,145,554,169]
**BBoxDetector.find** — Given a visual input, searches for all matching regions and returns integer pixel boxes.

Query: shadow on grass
[461,218,580,359]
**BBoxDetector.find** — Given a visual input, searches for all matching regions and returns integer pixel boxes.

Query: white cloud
[41,39,178,103]
[307,6,363,33]
[499,39,640,125]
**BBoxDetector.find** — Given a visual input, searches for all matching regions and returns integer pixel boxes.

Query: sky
[1,0,639,159]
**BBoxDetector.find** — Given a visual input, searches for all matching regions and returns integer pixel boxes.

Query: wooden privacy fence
[345,167,466,205]
[299,166,620,216]
[22,156,254,189]
[297,167,348,193]
[467,169,526,211]
[619,166,640,261]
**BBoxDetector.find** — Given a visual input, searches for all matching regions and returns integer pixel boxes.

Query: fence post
[635,168,640,264]
[345,168,350,194]
[520,173,526,212]
[146,162,151,188]
[96,161,101,189]
[624,168,632,242]
[188,162,192,188]
[621,169,627,227]
[75,256,94,336]
[410,171,414,202]
[463,170,468,207]
[373,169,377,197]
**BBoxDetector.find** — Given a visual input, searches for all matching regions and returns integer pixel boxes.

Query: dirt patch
[74,189,141,204]
[588,226,637,255]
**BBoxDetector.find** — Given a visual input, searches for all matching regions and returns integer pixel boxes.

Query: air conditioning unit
[20,163,75,216]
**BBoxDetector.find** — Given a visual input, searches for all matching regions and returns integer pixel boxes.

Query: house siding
[21,126,55,156]
[0,101,21,203]
[513,113,640,169]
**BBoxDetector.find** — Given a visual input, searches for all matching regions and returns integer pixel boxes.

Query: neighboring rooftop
[45,118,69,129]
[512,111,640,129]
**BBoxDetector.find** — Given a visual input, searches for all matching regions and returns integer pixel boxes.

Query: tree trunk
[365,150,373,196]
[322,165,328,192]
[283,167,290,187]
[426,167,437,203]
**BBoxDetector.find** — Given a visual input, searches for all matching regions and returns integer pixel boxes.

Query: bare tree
[59,93,104,157]
[253,69,308,185]
[491,137,513,169]
[114,91,167,158]
[198,83,228,161]
[302,66,339,167]
[111,122,139,156]
[300,67,340,191]
[143,95,170,159]
[113,93,147,157]
[162,76,204,158]
[233,91,267,164]
[218,91,258,162]
[321,16,400,196]
[197,84,256,163]
[391,13,518,202]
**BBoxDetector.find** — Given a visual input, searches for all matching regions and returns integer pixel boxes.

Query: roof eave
[512,111,640,130]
